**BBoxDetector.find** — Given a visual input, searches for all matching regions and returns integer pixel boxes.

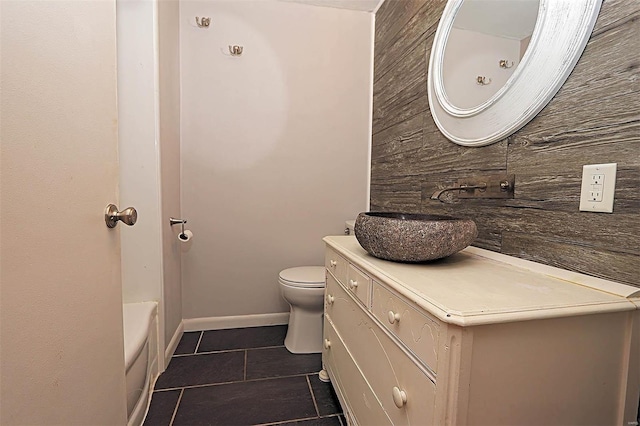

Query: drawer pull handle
[326,294,335,305]
[348,279,358,289]
[387,310,401,324]
[330,260,337,267]
[392,386,407,408]
[324,339,331,349]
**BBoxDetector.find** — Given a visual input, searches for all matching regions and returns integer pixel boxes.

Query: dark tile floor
[144,325,345,426]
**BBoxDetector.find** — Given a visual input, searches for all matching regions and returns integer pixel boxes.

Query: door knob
[105,204,138,228]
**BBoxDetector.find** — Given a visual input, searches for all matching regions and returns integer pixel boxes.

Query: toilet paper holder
[169,217,188,238]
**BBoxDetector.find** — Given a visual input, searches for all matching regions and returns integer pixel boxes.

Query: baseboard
[183,312,290,332]
[164,321,184,366]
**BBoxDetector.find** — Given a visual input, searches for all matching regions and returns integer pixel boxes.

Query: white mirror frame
[427,0,602,147]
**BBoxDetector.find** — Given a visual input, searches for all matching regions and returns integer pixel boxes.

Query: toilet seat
[279,266,325,288]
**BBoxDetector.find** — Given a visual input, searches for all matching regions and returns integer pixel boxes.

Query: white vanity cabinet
[322,236,640,426]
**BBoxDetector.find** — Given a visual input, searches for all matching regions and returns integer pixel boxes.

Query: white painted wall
[118,0,185,361]
[180,0,372,321]
[443,28,521,109]
[280,0,381,12]
[117,0,164,308]
[158,0,184,353]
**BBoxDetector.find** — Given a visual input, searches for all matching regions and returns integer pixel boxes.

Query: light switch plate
[579,163,617,213]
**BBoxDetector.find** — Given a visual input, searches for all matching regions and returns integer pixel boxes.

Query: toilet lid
[279,266,325,288]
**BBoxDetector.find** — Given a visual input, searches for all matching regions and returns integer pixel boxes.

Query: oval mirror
[441,0,539,110]
[427,0,602,147]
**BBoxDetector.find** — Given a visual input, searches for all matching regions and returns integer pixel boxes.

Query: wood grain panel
[418,128,508,176]
[370,183,422,213]
[374,0,443,83]
[373,40,428,132]
[420,201,640,256]
[372,93,429,136]
[374,0,434,54]
[372,122,423,171]
[511,170,640,212]
[511,13,640,145]
[372,0,640,287]
[502,232,639,286]
[414,144,508,175]
[592,0,640,32]
[371,153,423,181]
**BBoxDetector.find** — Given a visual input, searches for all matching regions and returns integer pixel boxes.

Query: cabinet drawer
[325,247,347,286]
[323,318,391,426]
[372,282,440,373]
[325,272,363,332]
[347,264,371,306]
[367,321,436,426]
[326,277,436,425]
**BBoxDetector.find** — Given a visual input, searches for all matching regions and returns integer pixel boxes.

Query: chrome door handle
[105,204,138,228]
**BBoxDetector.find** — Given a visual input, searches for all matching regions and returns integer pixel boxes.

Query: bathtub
[123,302,159,426]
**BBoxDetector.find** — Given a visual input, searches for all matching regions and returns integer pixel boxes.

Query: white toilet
[279,266,326,354]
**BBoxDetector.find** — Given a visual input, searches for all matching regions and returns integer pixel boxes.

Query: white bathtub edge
[183,312,290,332]
[128,354,156,426]
[123,301,160,426]
[123,301,157,371]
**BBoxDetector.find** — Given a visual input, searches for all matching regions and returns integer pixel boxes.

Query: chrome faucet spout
[431,183,488,202]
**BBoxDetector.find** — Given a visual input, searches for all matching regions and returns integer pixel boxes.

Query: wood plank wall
[371,0,640,287]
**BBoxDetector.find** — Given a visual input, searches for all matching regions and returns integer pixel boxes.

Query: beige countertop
[324,236,640,326]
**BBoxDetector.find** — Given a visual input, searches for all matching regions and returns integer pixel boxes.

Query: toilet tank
[345,220,355,235]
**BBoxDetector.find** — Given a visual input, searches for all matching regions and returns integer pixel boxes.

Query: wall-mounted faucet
[431,183,488,202]
[431,175,514,203]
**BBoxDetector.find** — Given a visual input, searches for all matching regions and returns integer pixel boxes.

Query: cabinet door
[347,264,371,306]
[372,282,440,373]
[326,275,437,425]
[323,318,391,426]
[325,247,348,285]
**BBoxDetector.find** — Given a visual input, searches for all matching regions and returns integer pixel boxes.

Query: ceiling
[280,0,383,12]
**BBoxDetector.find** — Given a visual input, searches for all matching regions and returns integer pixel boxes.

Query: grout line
[253,414,342,426]
[168,388,184,426]
[194,331,204,354]
[155,372,317,392]
[173,344,286,358]
[338,413,345,426]
[243,350,247,381]
[173,348,245,357]
[306,374,321,417]
[151,388,176,393]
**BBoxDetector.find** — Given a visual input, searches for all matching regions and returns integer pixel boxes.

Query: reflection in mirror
[427,0,603,147]
[443,0,539,109]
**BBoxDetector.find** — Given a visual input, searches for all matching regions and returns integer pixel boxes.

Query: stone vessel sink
[354,212,478,262]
